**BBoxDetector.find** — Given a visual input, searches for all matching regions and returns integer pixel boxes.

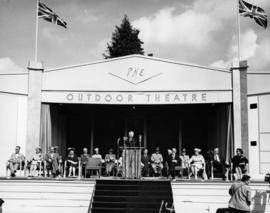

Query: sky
[0,0,269,72]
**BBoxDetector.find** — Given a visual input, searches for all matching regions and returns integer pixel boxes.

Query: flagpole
[237,0,241,62]
[34,0,39,62]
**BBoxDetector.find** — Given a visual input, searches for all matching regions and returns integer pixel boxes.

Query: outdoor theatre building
[0,54,269,179]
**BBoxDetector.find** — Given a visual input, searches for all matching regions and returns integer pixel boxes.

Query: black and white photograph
[0,0,270,212]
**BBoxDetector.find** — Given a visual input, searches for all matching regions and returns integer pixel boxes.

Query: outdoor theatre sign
[42,91,232,104]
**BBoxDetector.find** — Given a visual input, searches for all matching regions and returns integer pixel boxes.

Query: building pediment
[43,55,232,92]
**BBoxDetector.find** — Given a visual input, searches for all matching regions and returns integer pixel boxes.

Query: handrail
[87,181,96,213]
[159,200,164,213]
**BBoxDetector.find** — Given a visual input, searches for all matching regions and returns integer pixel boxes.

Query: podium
[121,146,143,179]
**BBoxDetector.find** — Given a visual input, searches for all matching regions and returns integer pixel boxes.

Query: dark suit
[125,137,137,147]
[167,154,180,178]
[141,154,151,177]
[211,153,227,178]
[45,152,60,176]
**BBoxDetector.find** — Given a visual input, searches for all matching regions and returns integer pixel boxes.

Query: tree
[103,15,144,59]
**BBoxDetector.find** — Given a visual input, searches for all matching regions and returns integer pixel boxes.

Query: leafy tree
[103,15,144,59]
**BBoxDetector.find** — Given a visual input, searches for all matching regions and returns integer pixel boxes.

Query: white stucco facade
[0,55,268,178]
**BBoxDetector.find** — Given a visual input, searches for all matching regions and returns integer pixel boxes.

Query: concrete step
[0,180,95,213]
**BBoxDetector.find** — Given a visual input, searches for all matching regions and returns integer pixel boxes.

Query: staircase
[90,179,174,213]
[0,179,95,213]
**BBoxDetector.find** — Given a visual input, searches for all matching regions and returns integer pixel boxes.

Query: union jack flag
[239,0,267,28]
[38,1,67,28]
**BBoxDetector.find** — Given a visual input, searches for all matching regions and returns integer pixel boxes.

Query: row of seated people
[140,147,248,180]
[6,145,249,180]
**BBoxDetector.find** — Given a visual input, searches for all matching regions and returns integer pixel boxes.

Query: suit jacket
[167,154,180,168]
[211,153,226,164]
[80,154,90,164]
[141,154,151,167]
[9,153,25,163]
[45,152,59,162]
[125,137,137,147]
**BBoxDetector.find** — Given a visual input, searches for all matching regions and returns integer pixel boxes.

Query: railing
[87,181,96,213]
[159,200,175,213]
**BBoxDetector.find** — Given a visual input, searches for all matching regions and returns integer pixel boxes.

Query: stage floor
[0,176,267,183]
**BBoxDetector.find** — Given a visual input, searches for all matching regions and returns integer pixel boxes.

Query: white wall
[258,94,270,174]
[0,93,27,176]
[248,96,260,178]
[248,94,270,178]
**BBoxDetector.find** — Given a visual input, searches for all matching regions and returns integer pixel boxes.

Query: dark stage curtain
[207,103,234,161]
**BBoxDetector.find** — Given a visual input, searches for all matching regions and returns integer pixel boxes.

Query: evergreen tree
[103,15,144,59]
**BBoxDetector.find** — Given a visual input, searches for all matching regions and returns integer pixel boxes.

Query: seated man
[211,148,229,179]
[66,147,78,177]
[45,146,60,177]
[164,149,172,177]
[29,147,43,177]
[80,147,90,177]
[92,147,103,161]
[151,147,164,176]
[168,148,180,179]
[188,148,208,180]
[180,148,189,177]
[231,148,249,180]
[7,146,25,177]
[104,149,116,176]
[141,149,151,177]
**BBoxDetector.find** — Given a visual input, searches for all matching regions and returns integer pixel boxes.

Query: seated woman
[105,149,116,176]
[231,148,248,180]
[66,147,78,177]
[29,147,43,177]
[188,148,208,180]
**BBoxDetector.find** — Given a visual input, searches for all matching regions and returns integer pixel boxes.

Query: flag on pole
[38,1,67,28]
[239,0,268,28]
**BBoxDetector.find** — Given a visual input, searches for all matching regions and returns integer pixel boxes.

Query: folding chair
[85,158,102,178]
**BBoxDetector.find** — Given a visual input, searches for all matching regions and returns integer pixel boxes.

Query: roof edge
[44,54,231,73]
[247,71,270,75]
[0,72,28,76]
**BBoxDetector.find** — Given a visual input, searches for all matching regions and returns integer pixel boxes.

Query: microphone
[139,135,142,147]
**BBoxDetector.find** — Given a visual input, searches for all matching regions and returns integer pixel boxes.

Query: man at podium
[124,130,137,147]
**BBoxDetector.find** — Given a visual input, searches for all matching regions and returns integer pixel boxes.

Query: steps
[0,179,95,213]
[90,179,173,213]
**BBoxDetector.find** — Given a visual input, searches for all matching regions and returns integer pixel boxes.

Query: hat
[109,148,113,152]
[67,147,75,152]
[0,198,4,206]
[194,148,201,152]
